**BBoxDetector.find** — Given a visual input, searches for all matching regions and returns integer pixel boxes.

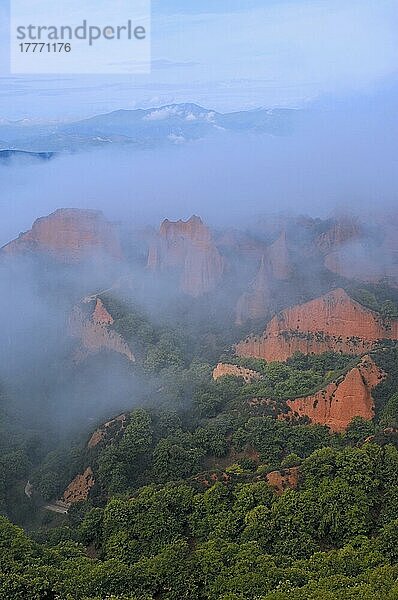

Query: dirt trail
[43,503,69,515]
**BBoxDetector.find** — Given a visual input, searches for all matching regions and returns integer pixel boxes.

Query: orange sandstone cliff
[320,214,398,285]
[62,467,95,505]
[147,215,224,296]
[316,216,361,255]
[286,355,385,431]
[235,256,272,325]
[268,230,291,280]
[87,414,127,449]
[69,298,135,362]
[324,244,398,285]
[234,230,292,325]
[1,208,123,262]
[236,288,398,362]
[266,467,299,494]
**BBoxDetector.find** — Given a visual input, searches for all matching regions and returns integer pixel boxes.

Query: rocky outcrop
[268,231,291,280]
[325,243,398,284]
[62,467,95,505]
[147,215,224,296]
[266,467,299,494]
[234,231,292,325]
[92,298,114,325]
[69,298,135,362]
[316,216,361,254]
[215,229,267,263]
[235,256,272,324]
[1,208,123,262]
[212,362,261,383]
[286,355,385,431]
[236,289,398,362]
[88,413,127,449]
[320,214,398,285]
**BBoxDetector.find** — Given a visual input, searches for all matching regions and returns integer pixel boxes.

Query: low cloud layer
[1,87,397,246]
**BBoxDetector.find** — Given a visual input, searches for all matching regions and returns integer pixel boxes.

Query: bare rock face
[316,216,361,254]
[147,215,224,296]
[268,230,291,280]
[266,467,299,494]
[215,229,267,263]
[325,243,398,284]
[321,213,398,285]
[87,413,127,449]
[1,208,123,262]
[92,298,114,325]
[69,298,135,362]
[324,246,373,281]
[235,256,272,325]
[236,288,398,362]
[212,362,261,383]
[286,355,385,431]
[315,216,374,281]
[234,231,292,325]
[62,467,95,505]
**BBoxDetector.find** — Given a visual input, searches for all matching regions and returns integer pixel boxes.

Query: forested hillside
[1,210,398,599]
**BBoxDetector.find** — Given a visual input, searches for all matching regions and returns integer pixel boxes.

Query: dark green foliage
[153,433,205,482]
[286,351,355,375]
[3,438,398,599]
[233,417,331,464]
[224,352,355,401]
[345,417,376,444]
[2,290,398,599]
[97,409,153,493]
[380,393,398,429]
[349,284,398,318]
[373,347,398,416]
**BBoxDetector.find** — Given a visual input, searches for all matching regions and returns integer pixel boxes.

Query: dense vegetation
[349,284,398,322]
[3,440,398,599]
[1,291,398,599]
[222,352,356,400]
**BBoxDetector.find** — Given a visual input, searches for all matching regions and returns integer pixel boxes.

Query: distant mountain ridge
[0,149,55,162]
[0,103,299,154]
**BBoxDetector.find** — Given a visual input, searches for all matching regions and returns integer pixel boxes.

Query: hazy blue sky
[0,0,397,119]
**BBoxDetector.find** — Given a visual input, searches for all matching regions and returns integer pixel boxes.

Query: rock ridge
[285,355,385,431]
[147,215,224,297]
[236,288,398,362]
[1,208,123,262]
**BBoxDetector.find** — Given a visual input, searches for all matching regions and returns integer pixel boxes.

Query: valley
[1,206,398,598]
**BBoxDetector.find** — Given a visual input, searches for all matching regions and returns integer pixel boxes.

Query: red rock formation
[315,216,374,281]
[316,216,361,254]
[62,467,95,505]
[268,231,291,279]
[286,355,385,431]
[320,213,398,285]
[212,362,261,383]
[69,298,135,362]
[147,215,224,296]
[92,298,114,325]
[88,413,127,449]
[266,467,299,494]
[236,288,398,362]
[1,208,123,262]
[325,244,398,285]
[235,256,272,325]
[215,229,267,263]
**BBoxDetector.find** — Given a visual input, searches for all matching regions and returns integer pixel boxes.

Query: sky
[0,0,397,120]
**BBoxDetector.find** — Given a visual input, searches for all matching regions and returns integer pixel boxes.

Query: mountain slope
[0,104,300,153]
[236,288,398,361]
